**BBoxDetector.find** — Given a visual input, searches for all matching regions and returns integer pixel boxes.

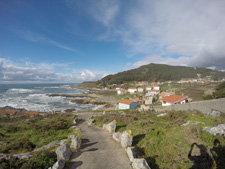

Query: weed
[93,109,225,169]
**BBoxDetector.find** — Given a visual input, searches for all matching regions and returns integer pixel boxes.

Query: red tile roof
[133,99,143,102]
[161,95,188,103]
[128,88,137,90]
[117,100,134,105]
[118,89,127,91]
[0,110,17,115]
[26,111,38,115]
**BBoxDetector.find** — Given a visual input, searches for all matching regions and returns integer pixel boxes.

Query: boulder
[209,110,221,117]
[71,136,81,149]
[112,132,122,142]
[12,152,32,159]
[87,118,95,126]
[132,158,151,169]
[103,120,117,133]
[73,117,79,125]
[121,130,133,148]
[126,147,137,163]
[203,124,225,136]
[56,144,72,161]
[33,140,60,152]
[52,160,66,169]
[59,139,67,146]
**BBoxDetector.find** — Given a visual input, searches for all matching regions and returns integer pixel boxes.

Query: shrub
[21,151,57,169]
[2,137,36,153]
[0,156,25,169]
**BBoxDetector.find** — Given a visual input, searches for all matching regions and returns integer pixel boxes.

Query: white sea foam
[7,88,37,93]
[0,84,97,112]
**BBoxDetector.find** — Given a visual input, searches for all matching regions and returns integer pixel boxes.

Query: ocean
[0,83,99,112]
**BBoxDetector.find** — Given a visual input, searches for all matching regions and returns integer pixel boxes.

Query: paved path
[67,112,132,169]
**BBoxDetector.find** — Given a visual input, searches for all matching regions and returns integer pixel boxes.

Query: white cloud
[0,58,108,83]
[0,59,4,79]
[87,0,225,70]
[89,0,120,27]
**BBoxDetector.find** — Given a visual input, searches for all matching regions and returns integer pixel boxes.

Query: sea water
[0,83,98,112]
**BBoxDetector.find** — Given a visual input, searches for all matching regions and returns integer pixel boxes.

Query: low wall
[142,98,225,114]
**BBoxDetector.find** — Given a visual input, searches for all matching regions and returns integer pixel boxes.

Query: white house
[137,87,144,92]
[161,95,188,106]
[146,86,152,91]
[117,100,138,110]
[128,88,137,94]
[146,90,160,96]
[117,89,128,95]
[153,85,160,90]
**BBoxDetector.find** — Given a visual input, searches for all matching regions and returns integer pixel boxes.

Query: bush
[204,94,214,100]
[21,151,57,169]
[2,137,36,153]
[0,156,26,169]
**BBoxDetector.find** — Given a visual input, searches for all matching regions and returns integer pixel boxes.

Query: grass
[160,83,217,101]
[93,110,225,169]
[0,112,80,154]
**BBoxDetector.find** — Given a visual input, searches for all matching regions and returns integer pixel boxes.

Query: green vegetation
[212,81,225,98]
[0,150,57,169]
[94,110,225,169]
[0,113,78,154]
[160,82,218,101]
[98,63,225,85]
[203,81,225,100]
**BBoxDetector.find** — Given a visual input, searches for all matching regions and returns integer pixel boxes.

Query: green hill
[98,63,225,85]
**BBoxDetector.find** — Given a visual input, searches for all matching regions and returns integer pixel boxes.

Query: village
[101,77,224,111]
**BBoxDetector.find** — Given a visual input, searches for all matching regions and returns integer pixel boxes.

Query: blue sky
[0,0,225,83]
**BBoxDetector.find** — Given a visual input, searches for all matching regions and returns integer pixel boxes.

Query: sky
[0,0,225,83]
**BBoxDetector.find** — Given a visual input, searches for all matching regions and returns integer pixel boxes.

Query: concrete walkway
[67,112,132,169]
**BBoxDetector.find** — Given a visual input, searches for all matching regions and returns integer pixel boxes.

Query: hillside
[98,63,225,85]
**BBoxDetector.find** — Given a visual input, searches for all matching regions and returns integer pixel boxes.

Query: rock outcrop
[112,132,122,142]
[87,118,95,126]
[203,124,225,136]
[121,130,133,148]
[33,140,60,152]
[126,147,137,163]
[56,144,72,161]
[132,158,151,169]
[50,160,66,169]
[73,117,80,125]
[103,120,117,133]
[71,136,81,149]
[209,109,221,117]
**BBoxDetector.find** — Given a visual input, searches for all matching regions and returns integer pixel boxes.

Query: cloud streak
[18,30,78,53]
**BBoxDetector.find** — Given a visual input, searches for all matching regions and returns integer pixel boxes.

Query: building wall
[138,89,143,92]
[162,101,172,106]
[153,86,160,90]
[117,91,127,94]
[130,102,138,109]
[145,99,153,105]
[128,89,137,93]
[153,98,225,114]
[118,103,130,109]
